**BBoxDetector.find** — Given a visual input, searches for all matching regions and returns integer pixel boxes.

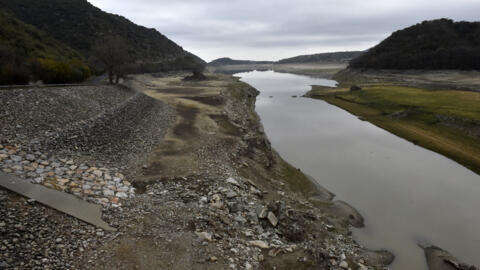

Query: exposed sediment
[0,74,393,269]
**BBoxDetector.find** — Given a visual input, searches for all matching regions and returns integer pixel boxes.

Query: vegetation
[209,58,274,66]
[350,19,480,70]
[92,35,132,84]
[0,0,205,85]
[0,11,90,84]
[1,0,192,62]
[307,85,480,174]
[278,51,363,64]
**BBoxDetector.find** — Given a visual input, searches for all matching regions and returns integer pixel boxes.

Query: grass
[307,85,480,175]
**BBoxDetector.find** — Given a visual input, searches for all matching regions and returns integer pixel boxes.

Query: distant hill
[209,58,274,66]
[1,0,203,63]
[350,19,480,70]
[277,51,364,64]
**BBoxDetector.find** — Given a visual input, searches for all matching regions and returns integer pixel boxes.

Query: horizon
[87,0,480,62]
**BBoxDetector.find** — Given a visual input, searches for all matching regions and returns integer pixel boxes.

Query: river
[237,70,480,269]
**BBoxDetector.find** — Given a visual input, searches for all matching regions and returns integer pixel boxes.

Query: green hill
[1,0,195,62]
[0,10,81,61]
[278,51,364,64]
[349,19,480,70]
[209,57,273,66]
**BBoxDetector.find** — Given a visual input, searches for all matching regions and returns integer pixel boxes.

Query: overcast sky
[88,0,480,62]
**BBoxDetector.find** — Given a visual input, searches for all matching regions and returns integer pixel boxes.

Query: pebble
[248,240,269,249]
[267,212,278,227]
[196,232,213,242]
[339,261,349,269]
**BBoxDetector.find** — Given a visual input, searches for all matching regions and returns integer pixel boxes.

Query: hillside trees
[92,35,132,84]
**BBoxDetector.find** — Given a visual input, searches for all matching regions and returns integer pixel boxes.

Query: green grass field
[307,85,480,174]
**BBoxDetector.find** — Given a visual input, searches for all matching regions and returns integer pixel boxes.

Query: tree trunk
[108,70,114,84]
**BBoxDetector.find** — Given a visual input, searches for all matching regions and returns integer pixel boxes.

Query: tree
[92,35,131,84]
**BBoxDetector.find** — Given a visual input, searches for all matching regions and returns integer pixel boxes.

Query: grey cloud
[88,0,480,61]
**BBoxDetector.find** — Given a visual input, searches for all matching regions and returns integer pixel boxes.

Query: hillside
[278,51,363,64]
[1,0,201,63]
[208,57,274,66]
[350,19,480,70]
[0,11,82,61]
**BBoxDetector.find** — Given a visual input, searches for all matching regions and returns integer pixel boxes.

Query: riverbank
[305,83,480,175]
[0,73,392,269]
[208,63,347,79]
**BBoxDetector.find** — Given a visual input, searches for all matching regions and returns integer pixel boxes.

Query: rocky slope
[0,74,393,269]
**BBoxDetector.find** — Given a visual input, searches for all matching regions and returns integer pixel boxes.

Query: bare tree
[93,35,131,84]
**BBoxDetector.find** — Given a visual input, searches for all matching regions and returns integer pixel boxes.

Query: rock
[339,261,349,269]
[116,192,128,198]
[423,246,477,270]
[359,249,395,267]
[210,256,218,262]
[226,177,240,186]
[257,206,268,219]
[10,155,22,162]
[329,200,364,228]
[245,262,253,270]
[225,190,237,199]
[234,215,247,224]
[249,240,269,249]
[267,212,278,227]
[93,170,103,177]
[211,194,223,208]
[103,189,115,196]
[55,238,62,243]
[195,232,213,242]
[350,85,362,91]
[25,154,35,161]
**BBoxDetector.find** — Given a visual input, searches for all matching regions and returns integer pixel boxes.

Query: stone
[93,170,103,177]
[249,240,269,249]
[0,154,8,159]
[82,184,92,190]
[104,174,112,180]
[211,194,223,208]
[267,212,278,227]
[116,192,128,198]
[339,261,349,269]
[55,238,62,243]
[103,190,115,196]
[225,190,237,199]
[226,177,240,186]
[25,154,35,161]
[10,155,22,162]
[195,232,213,242]
[2,168,13,173]
[257,206,268,219]
[245,262,253,270]
[234,215,247,224]
[210,256,218,262]
[69,165,78,170]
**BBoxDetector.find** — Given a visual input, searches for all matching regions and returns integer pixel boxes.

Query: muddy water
[237,70,480,269]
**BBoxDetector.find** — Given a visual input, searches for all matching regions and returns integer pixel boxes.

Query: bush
[33,58,91,84]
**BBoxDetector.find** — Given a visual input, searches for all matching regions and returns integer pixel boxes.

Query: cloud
[88,0,480,61]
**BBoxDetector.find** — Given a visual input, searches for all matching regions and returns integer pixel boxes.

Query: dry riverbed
[1,73,392,269]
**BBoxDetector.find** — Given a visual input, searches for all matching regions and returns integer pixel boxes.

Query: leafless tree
[93,35,131,84]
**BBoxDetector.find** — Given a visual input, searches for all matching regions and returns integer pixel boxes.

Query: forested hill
[209,58,274,66]
[0,10,81,61]
[349,19,480,70]
[1,0,200,62]
[278,51,363,64]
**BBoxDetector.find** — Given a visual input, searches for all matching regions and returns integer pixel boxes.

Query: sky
[88,0,480,62]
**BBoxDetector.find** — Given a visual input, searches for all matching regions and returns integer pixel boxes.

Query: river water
[237,70,480,269]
